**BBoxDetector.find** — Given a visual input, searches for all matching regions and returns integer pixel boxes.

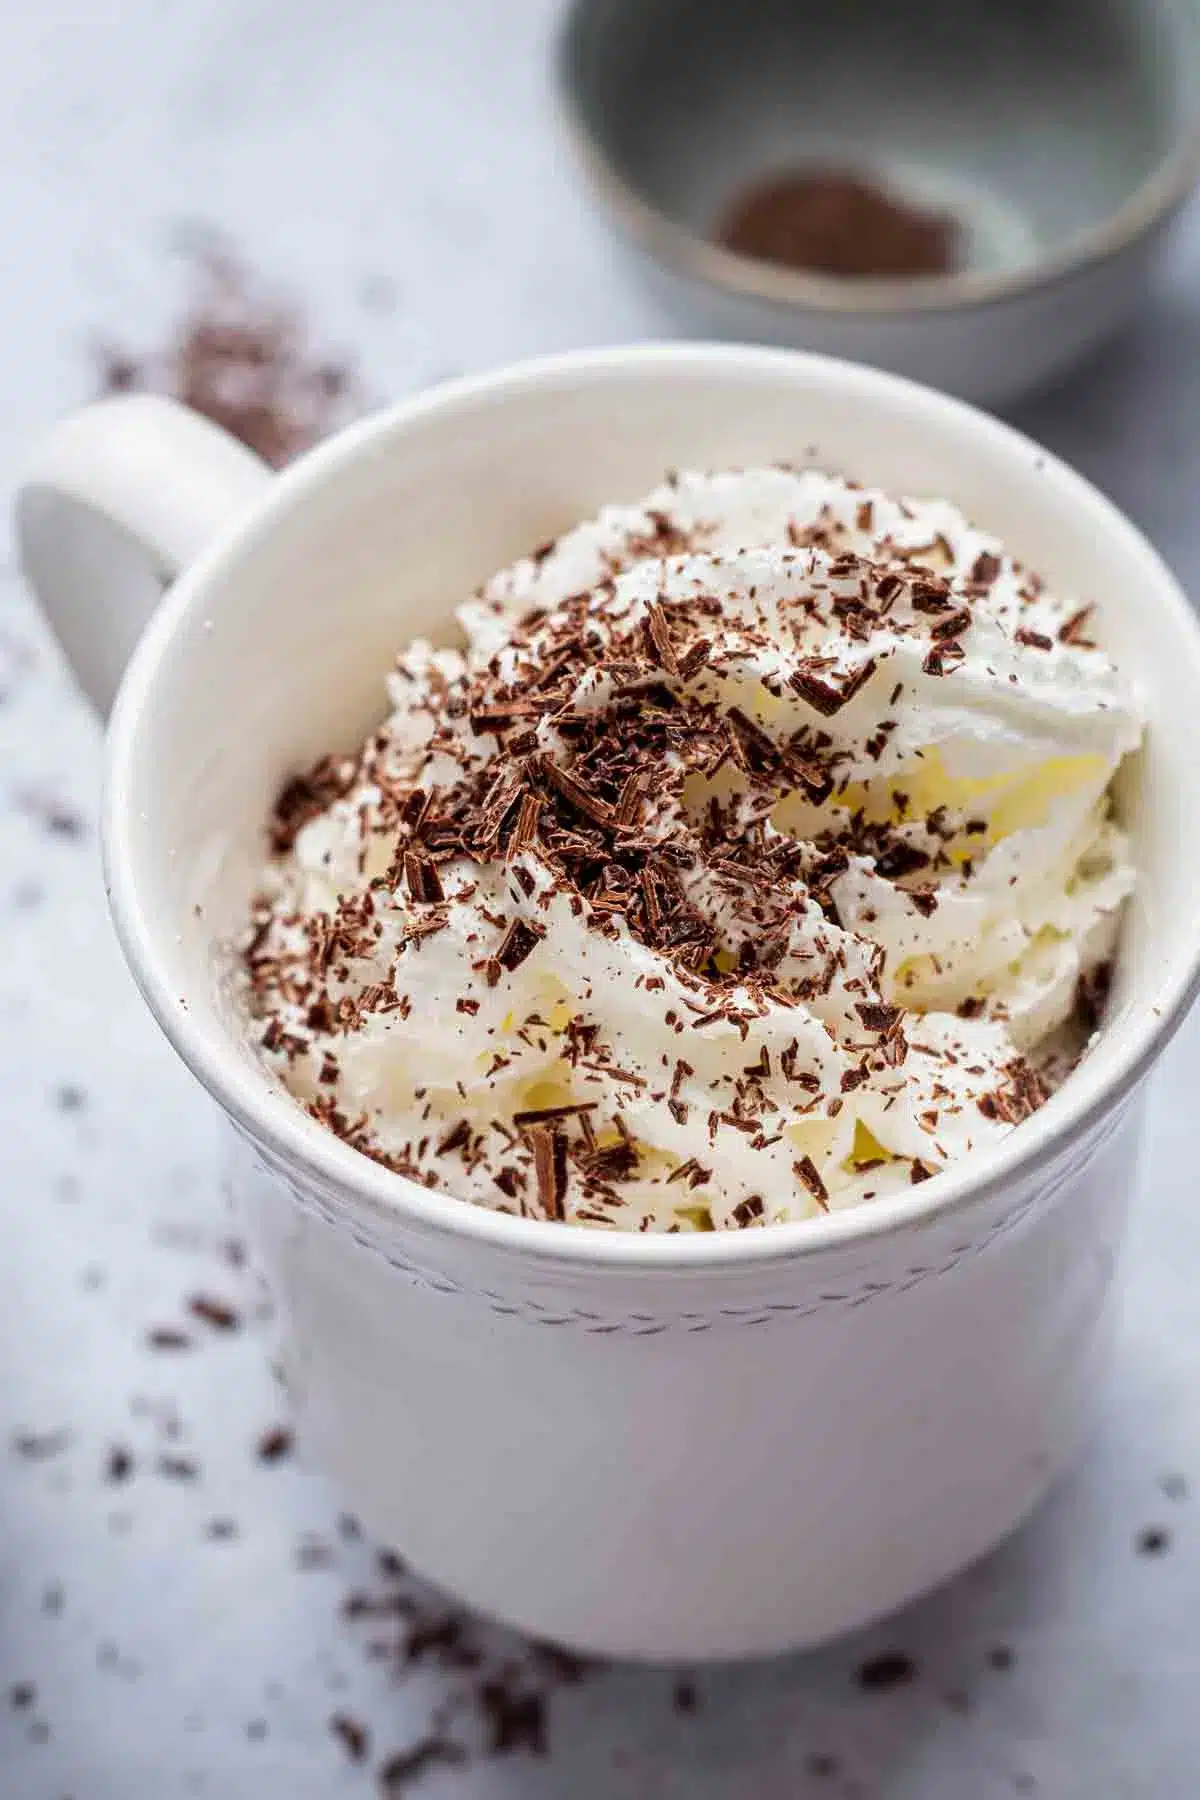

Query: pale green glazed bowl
[559,0,1200,405]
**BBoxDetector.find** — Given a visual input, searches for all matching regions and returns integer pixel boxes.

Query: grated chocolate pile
[236,453,1142,1232]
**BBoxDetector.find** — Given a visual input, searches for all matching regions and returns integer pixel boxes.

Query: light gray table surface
[1,3,1199,1796]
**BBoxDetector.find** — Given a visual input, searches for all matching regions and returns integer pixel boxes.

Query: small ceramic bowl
[558,0,1200,407]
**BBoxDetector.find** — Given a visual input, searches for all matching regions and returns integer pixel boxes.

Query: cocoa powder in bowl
[717,170,960,280]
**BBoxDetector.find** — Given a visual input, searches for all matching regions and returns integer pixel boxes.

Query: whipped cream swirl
[241,468,1142,1230]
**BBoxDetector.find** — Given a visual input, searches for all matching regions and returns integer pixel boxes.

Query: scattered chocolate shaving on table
[13,788,87,841]
[296,1534,336,1571]
[855,1651,918,1691]
[95,240,363,467]
[407,1613,484,1670]
[257,1426,294,1463]
[530,1643,591,1685]
[332,1549,616,1770]
[718,170,960,279]
[11,1427,72,1460]
[343,1591,416,1623]
[104,1444,134,1484]
[377,1736,468,1793]
[187,1293,242,1332]
[478,1683,546,1755]
[330,1711,371,1763]
[157,1455,200,1482]
[145,1326,193,1352]
[1137,1525,1171,1556]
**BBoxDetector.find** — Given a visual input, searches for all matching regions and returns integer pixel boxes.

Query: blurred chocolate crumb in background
[96,241,362,467]
[717,170,960,280]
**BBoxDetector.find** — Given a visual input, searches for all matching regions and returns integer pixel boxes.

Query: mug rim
[103,342,1200,1272]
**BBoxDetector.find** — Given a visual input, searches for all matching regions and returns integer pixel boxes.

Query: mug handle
[15,394,273,719]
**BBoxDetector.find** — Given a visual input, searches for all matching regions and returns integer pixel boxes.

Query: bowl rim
[103,343,1200,1276]
[555,0,1200,318]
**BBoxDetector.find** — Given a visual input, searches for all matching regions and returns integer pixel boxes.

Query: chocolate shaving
[474,768,524,850]
[874,841,931,880]
[146,1327,192,1352]
[330,1713,370,1764]
[478,1685,546,1757]
[506,791,542,857]
[535,754,616,827]
[378,1738,467,1793]
[270,756,359,853]
[677,638,713,680]
[788,656,877,717]
[494,917,545,974]
[793,1155,830,1210]
[667,1157,711,1187]
[512,1102,598,1126]
[187,1295,241,1332]
[643,600,680,675]
[922,640,965,677]
[909,582,954,614]
[403,852,444,905]
[731,1194,765,1227]
[526,1125,568,1221]
[970,551,1002,587]
[257,1427,294,1464]
[930,607,972,640]
[435,1119,472,1156]
[1058,605,1096,648]
[11,1428,71,1461]
[855,1002,901,1033]
[1076,960,1113,1035]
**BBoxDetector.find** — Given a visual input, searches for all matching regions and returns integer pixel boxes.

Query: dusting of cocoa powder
[95,241,362,466]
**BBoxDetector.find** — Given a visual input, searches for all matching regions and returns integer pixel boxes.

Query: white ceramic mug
[16,347,1200,1661]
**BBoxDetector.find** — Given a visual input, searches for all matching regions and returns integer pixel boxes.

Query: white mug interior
[102,345,1200,1264]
